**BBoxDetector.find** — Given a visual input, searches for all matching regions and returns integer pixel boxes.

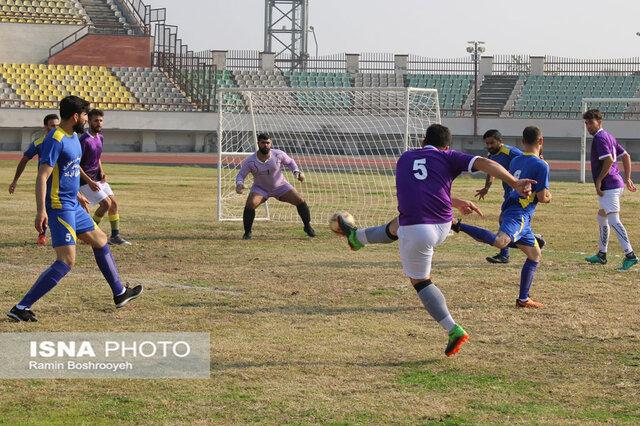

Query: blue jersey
[23,135,46,160]
[489,144,523,196]
[502,153,549,216]
[39,128,82,211]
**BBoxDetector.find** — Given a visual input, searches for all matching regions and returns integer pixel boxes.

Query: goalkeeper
[235,133,314,240]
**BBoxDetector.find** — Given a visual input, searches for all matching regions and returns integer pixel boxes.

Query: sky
[147,0,640,59]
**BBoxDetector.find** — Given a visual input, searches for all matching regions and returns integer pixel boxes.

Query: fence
[407,55,473,75]
[545,56,640,75]
[492,54,531,75]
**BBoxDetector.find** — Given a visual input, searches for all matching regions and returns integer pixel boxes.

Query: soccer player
[7,96,142,322]
[235,133,314,240]
[78,109,130,245]
[453,126,551,309]
[474,129,523,264]
[583,109,638,270]
[8,114,60,245]
[357,124,534,357]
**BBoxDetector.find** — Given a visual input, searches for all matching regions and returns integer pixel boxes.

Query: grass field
[0,160,639,424]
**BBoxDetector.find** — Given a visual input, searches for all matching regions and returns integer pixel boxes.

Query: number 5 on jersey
[413,158,428,180]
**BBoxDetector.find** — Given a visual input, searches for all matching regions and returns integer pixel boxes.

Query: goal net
[217,87,441,227]
[580,97,640,183]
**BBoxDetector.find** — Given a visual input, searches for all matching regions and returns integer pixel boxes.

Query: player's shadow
[314,260,400,269]
[212,358,439,371]
[227,305,419,316]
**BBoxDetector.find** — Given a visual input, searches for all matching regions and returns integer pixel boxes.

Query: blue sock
[18,260,71,309]
[459,223,497,246]
[500,248,510,258]
[93,245,125,297]
[519,259,539,301]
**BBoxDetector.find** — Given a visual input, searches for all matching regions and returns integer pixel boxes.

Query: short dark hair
[522,126,542,145]
[88,109,104,119]
[582,109,603,121]
[482,129,502,141]
[424,124,452,148]
[59,95,90,120]
[257,133,271,142]
[43,114,59,126]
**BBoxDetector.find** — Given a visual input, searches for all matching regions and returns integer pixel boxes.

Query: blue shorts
[48,207,95,248]
[499,210,537,247]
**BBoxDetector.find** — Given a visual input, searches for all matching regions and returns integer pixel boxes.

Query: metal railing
[545,56,640,75]
[407,55,474,75]
[302,53,347,73]
[493,54,531,75]
[359,52,395,73]
[226,50,261,71]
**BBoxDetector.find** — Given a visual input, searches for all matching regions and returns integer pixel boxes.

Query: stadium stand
[113,66,194,111]
[0,0,87,24]
[77,0,128,32]
[405,74,472,116]
[507,75,640,118]
[0,63,136,109]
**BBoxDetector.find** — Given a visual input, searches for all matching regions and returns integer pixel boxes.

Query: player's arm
[235,162,250,194]
[618,151,637,192]
[34,163,53,233]
[79,167,100,191]
[98,159,106,182]
[77,192,90,212]
[452,197,483,217]
[472,157,535,197]
[281,151,304,182]
[594,156,614,196]
[9,156,31,194]
[536,189,551,204]
[475,173,494,200]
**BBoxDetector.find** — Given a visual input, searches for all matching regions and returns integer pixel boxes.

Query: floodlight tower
[264,0,310,71]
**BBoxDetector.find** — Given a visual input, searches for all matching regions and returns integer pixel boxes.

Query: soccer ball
[329,211,355,235]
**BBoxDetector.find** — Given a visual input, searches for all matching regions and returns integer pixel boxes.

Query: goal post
[580,97,640,183]
[217,87,441,227]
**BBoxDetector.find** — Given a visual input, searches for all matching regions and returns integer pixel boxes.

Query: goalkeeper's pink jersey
[235,149,300,192]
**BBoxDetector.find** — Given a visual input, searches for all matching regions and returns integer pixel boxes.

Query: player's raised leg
[278,188,315,237]
[337,216,398,251]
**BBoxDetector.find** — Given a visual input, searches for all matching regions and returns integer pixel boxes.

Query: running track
[0,151,638,172]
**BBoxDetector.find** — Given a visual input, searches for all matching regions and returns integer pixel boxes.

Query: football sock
[458,223,497,246]
[608,213,633,255]
[597,214,609,253]
[296,202,311,226]
[93,245,125,297]
[518,259,539,301]
[243,207,255,234]
[93,214,103,225]
[109,214,120,237]
[358,222,398,245]
[17,260,71,309]
[414,280,455,333]
[499,247,510,258]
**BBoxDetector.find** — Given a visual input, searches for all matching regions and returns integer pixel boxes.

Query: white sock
[355,228,368,245]
[608,213,633,255]
[597,214,609,253]
[438,315,456,333]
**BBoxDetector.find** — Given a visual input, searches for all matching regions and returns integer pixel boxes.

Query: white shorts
[598,188,623,214]
[398,222,452,280]
[79,181,114,206]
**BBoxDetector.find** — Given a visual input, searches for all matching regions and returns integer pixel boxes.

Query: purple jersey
[590,129,626,191]
[79,132,103,185]
[235,149,300,193]
[396,146,478,225]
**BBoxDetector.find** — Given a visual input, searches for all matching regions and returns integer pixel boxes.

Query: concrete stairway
[77,0,127,33]
[473,75,519,117]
